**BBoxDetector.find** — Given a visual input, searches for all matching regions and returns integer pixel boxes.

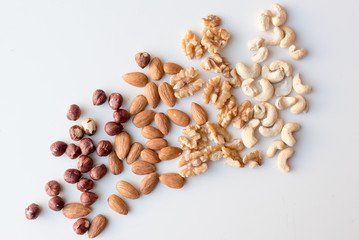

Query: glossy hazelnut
[48,196,65,211]
[64,169,82,183]
[96,140,113,157]
[79,138,95,155]
[50,141,67,157]
[104,122,123,136]
[82,118,97,136]
[108,93,123,110]
[73,218,90,235]
[92,89,107,106]
[90,164,107,180]
[77,155,93,173]
[135,52,151,68]
[44,180,61,196]
[25,203,41,220]
[80,192,98,206]
[113,109,130,123]
[67,104,81,121]
[65,143,81,159]
[69,125,84,141]
[77,178,94,192]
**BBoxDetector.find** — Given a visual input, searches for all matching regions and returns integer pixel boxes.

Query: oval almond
[132,160,156,175]
[62,203,91,219]
[163,62,183,75]
[159,173,185,189]
[149,57,164,81]
[191,102,208,126]
[116,180,140,199]
[126,142,143,164]
[166,109,190,127]
[132,110,155,128]
[107,194,128,215]
[140,173,160,195]
[141,126,164,139]
[145,82,160,109]
[141,149,161,164]
[145,138,168,150]
[159,147,183,161]
[122,72,148,87]
[158,82,176,107]
[129,95,148,115]
[88,214,107,239]
[108,151,123,175]
[114,131,131,160]
[154,112,170,135]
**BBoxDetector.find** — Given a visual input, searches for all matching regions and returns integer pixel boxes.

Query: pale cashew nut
[275,96,297,110]
[257,10,272,32]
[266,140,286,158]
[265,27,284,46]
[281,122,301,146]
[269,60,293,77]
[255,78,274,102]
[262,65,284,83]
[280,26,296,48]
[262,102,278,127]
[248,37,264,51]
[235,62,261,79]
[275,76,293,96]
[290,95,309,114]
[293,73,312,94]
[252,47,270,63]
[289,45,307,60]
[277,148,294,173]
[271,3,287,27]
[241,119,260,148]
[253,103,266,119]
[241,78,259,97]
[259,118,284,138]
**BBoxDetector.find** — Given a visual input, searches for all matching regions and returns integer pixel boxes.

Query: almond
[145,82,160,109]
[159,173,185,189]
[158,82,176,107]
[163,62,183,75]
[116,180,140,199]
[154,112,170,135]
[108,151,123,175]
[135,52,151,69]
[107,194,128,215]
[122,72,148,87]
[141,149,161,164]
[114,131,131,160]
[132,160,156,175]
[158,147,183,161]
[129,95,148,115]
[145,138,168,150]
[126,142,143,164]
[149,57,164,81]
[166,109,190,127]
[140,173,160,195]
[141,126,164,139]
[191,102,208,126]
[62,203,91,219]
[88,214,107,239]
[132,110,155,128]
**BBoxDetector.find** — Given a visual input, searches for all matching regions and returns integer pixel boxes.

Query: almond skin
[114,131,131,160]
[88,214,107,239]
[132,160,156,175]
[158,82,176,107]
[154,112,170,135]
[163,62,183,75]
[126,142,143,164]
[122,72,148,87]
[141,149,161,164]
[108,151,123,175]
[116,180,140,199]
[132,110,155,128]
[145,82,160,109]
[145,138,168,150]
[159,173,185,189]
[140,173,160,195]
[62,203,91,219]
[129,95,148,115]
[166,109,190,127]
[141,126,164,139]
[191,102,208,126]
[158,147,183,161]
[149,57,164,81]
[107,194,128,215]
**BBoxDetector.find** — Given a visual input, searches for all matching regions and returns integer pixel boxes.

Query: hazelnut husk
[69,125,84,141]
[90,164,107,180]
[73,218,90,235]
[92,89,107,106]
[82,118,97,136]
[77,178,94,192]
[65,143,81,159]
[48,196,65,211]
[79,138,95,155]
[135,52,151,68]
[77,155,93,173]
[67,104,81,121]
[50,141,67,157]
[25,203,41,220]
[64,169,82,183]
[113,109,130,123]
[108,93,123,110]
[80,192,98,206]
[96,140,113,157]
[44,180,61,196]
[104,122,123,136]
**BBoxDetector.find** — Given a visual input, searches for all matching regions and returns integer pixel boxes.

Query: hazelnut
[65,143,81,159]
[69,125,84,141]
[90,164,107,180]
[82,118,97,136]
[135,52,151,68]
[79,138,95,155]
[48,196,65,211]
[25,203,41,220]
[113,109,130,123]
[77,178,94,192]
[67,104,81,121]
[77,155,93,173]
[73,218,90,235]
[50,141,67,157]
[44,180,61,196]
[96,140,113,157]
[108,93,123,110]
[104,122,123,136]
[80,192,98,206]
[64,169,82,183]
[92,89,107,106]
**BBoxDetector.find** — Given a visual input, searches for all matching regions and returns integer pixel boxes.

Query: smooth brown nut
[48,196,65,211]
[90,164,107,180]
[158,82,176,107]
[135,52,151,68]
[158,147,183,160]
[107,194,128,215]
[50,141,67,157]
[159,173,185,189]
[163,62,183,74]
[64,169,82,184]
[166,109,190,127]
[113,109,130,123]
[25,203,40,220]
[145,138,168,150]
[114,131,131,160]
[45,180,61,196]
[191,102,208,126]
[69,125,84,141]
[104,122,123,136]
[77,178,94,192]
[141,126,163,139]
[77,155,93,173]
[79,138,95,155]
[73,218,90,235]
[154,112,170,135]
[66,143,81,159]
[132,161,156,175]
[82,118,97,136]
[92,89,107,106]
[63,203,91,219]
[141,149,160,164]
[96,140,112,157]
[80,192,98,206]
[88,214,107,238]
[140,173,159,195]
[108,151,123,175]
[67,104,81,121]
[108,93,123,110]
[149,57,164,81]
[129,95,148,115]
[145,82,160,109]
[132,110,155,128]
[126,142,143,165]
[122,72,148,87]
[116,180,140,199]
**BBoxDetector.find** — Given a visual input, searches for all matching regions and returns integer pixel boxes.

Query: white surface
[1,0,359,239]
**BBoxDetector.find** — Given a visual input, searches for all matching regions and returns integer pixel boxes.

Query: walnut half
[169,67,205,98]
[243,150,262,168]
[182,30,205,60]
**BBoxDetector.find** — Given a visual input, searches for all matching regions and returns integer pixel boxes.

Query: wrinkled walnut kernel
[206,122,231,144]
[233,100,253,129]
[169,67,204,98]
[202,15,222,28]
[178,125,208,151]
[243,150,262,168]
[217,96,239,128]
[201,27,230,53]
[182,30,204,59]
[222,147,244,168]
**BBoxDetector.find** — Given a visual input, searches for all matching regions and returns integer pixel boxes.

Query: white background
[1,0,359,239]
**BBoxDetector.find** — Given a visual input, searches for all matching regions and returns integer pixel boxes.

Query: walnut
[233,100,253,129]
[202,15,221,28]
[179,162,208,177]
[200,52,231,78]
[217,96,239,128]
[225,139,245,152]
[202,76,232,110]
[228,68,242,88]
[182,30,204,59]
[214,80,232,110]
[178,125,208,151]
[206,122,231,144]
[203,144,223,161]
[201,27,230,53]
[222,146,244,168]
[169,67,204,98]
[243,150,262,168]
[178,150,209,177]
[203,76,221,104]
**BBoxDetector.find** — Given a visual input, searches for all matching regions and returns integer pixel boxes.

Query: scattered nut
[261,65,285,83]
[235,62,261,79]
[67,104,81,121]
[202,14,221,28]
[266,140,286,158]
[69,125,84,141]
[257,10,272,32]
[275,96,297,110]
[281,122,301,146]
[113,109,130,123]
[132,110,156,128]
[191,102,208,126]
[169,67,204,98]
[90,164,107,181]
[254,78,274,102]
[292,73,312,94]
[104,121,123,136]
[248,37,264,51]
[241,119,260,148]
[141,149,161,164]
[135,52,151,68]
[145,82,160,109]
[126,142,143,164]
[280,26,296,48]
[265,26,284,46]
[132,160,156,175]
[290,95,309,114]
[122,72,149,87]
[80,192,98,206]
[108,93,123,110]
[45,180,61,196]
[92,89,107,106]
[233,100,253,129]
[262,102,278,127]
[108,151,124,175]
[241,78,259,97]
[154,112,171,135]
[289,45,307,60]
[116,180,140,199]
[206,122,231,144]
[141,126,163,139]
[259,118,284,138]
[149,57,164,81]
[79,138,95,156]
[65,143,81,159]
[140,172,159,195]
[269,60,293,77]
[64,169,82,184]
[73,218,90,235]
[252,46,269,63]
[96,140,112,157]
[163,62,183,75]
[114,131,131,160]
[181,30,204,59]
[77,178,94,192]
[201,25,230,53]
[25,203,41,220]
[253,103,266,119]
[217,96,238,128]
[271,3,287,27]
[243,150,262,168]
[77,155,93,173]
[48,196,65,211]
[88,214,107,238]
[166,109,190,127]
[159,173,185,189]
[82,118,97,136]
[275,76,293,96]
[277,147,295,172]
[50,141,67,157]
[129,95,148,115]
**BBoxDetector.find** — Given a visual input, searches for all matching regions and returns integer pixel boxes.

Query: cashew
[241,78,259,97]
[262,102,278,127]
[265,27,284,46]
[275,76,292,96]
[255,78,274,102]
[290,95,309,114]
[275,96,297,110]
[281,122,301,146]
[235,62,261,79]
[257,10,272,32]
[266,140,286,158]
[241,119,260,148]
[293,73,312,94]
[253,103,266,119]
[252,47,269,63]
[277,148,294,173]
[269,60,293,77]
[289,45,307,60]
[280,26,296,48]
[262,65,285,83]
[259,118,284,138]
[248,37,264,51]
[271,3,287,27]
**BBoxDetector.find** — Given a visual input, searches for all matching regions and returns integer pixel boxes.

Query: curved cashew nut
[235,62,261,79]
[241,119,260,148]
[266,140,286,158]
[241,78,259,97]
[252,47,269,63]
[280,26,296,48]
[262,102,278,127]
[248,37,264,51]
[253,103,266,119]
[269,60,293,77]
[257,10,272,32]
[289,45,307,60]
[259,118,284,138]
[275,96,297,110]
[262,65,284,83]
[277,148,294,173]
[275,76,293,96]
[281,122,301,146]
[293,73,312,94]
[265,27,284,46]
[271,3,287,27]
[255,78,274,102]
[290,95,309,114]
